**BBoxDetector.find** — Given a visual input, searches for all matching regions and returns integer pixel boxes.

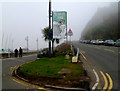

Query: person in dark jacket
[19,47,23,57]
[14,49,18,57]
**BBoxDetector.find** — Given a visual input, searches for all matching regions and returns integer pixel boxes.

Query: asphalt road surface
[2,54,45,91]
[73,41,119,90]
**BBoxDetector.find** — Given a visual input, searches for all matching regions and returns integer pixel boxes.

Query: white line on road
[80,50,99,90]
[80,52,87,60]
[104,49,114,53]
[95,47,101,49]
[92,69,99,90]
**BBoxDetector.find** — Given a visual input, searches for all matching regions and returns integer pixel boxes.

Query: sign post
[68,29,73,42]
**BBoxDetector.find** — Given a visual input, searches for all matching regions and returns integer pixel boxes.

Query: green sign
[53,11,67,25]
[52,11,67,39]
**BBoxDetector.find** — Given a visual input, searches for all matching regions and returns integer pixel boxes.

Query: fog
[81,2,118,40]
[0,1,112,50]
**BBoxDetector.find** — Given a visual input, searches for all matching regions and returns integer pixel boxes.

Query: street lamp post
[12,39,13,52]
[25,36,28,53]
[49,0,52,57]
[36,38,38,51]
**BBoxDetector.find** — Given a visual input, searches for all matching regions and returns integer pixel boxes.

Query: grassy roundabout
[18,56,85,77]
[17,55,90,89]
[16,43,90,89]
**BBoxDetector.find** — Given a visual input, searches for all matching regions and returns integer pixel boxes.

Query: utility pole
[49,0,52,57]
[2,32,4,50]
[25,36,28,53]
[12,39,13,52]
[5,35,8,52]
[36,38,38,51]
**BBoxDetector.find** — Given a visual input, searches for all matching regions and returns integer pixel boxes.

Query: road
[73,41,119,90]
[1,43,119,90]
[2,54,45,91]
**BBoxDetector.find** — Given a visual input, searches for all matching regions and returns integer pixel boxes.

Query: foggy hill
[81,2,119,40]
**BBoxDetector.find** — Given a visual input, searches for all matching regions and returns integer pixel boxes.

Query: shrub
[53,43,73,56]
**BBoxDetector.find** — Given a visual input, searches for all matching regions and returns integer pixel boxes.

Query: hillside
[81,2,119,41]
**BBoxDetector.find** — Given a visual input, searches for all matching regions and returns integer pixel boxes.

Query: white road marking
[92,69,99,90]
[80,49,99,90]
[92,83,98,90]
[95,47,101,49]
[80,52,87,60]
[104,49,114,53]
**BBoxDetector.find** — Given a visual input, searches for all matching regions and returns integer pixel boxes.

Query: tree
[52,38,59,52]
[42,27,52,41]
[42,27,60,53]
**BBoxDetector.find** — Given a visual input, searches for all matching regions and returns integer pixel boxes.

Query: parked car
[104,40,115,46]
[96,39,104,45]
[86,40,91,44]
[37,48,49,58]
[90,40,97,44]
[115,39,120,47]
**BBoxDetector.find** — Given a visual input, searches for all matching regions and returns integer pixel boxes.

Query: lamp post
[25,36,28,53]
[12,39,13,52]
[36,38,38,51]
[48,0,52,57]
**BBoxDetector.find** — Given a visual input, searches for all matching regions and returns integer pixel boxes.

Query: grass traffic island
[17,55,90,90]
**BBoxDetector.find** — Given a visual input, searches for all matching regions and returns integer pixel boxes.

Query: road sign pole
[70,36,71,42]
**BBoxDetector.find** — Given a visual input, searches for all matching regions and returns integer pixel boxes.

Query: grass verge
[19,56,85,77]
[17,56,90,89]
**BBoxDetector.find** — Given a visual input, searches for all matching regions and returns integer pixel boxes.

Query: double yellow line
[12,77,46,90]
[100,71,113,91]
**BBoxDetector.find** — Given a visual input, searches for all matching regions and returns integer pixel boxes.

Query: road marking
[92,69,99,90]
[104,49,114,53]
[12,78,30,87]
[12,78,46,90]
[95,47,101,49]
[106,73,113,91]
[38,87,46,90]
[82,51,85,54]
[100,71,108,90]
[80,52,87,60]
[93,69,99,82]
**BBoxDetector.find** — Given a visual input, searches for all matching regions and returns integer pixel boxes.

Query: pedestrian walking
[14,49,18,57]
[19,47,23,57]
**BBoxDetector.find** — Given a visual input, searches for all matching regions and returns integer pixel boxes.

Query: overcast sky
[0,0,115,50]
